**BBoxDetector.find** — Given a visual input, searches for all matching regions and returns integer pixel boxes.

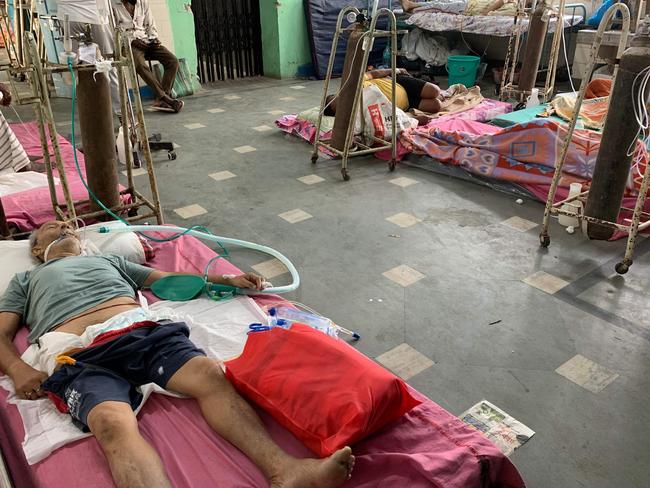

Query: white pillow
[0,221,146,295]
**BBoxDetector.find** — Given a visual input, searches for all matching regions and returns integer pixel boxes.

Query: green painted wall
[260,0,282,78]
[166,0,201,90]
[260,0,311,79]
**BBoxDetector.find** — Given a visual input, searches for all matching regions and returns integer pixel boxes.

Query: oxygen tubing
[93,225,300,295]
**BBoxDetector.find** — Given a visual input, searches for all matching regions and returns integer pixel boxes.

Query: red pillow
[225,324,421,456]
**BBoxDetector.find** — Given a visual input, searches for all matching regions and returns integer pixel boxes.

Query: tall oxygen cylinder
[584,21,650,239]
[77,69,120,214]
[331,27,367,152]
[517,0,551,94]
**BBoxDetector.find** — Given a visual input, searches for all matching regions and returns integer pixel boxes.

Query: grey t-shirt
[0,255,154,343]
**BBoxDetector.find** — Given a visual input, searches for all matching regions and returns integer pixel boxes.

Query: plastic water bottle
[525,88,540,109]
[268,307,338,338]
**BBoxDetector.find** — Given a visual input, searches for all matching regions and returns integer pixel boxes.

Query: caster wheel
[168,151,177,160]
[311,154,318,164]
[341,168,350,181]
[128,207,139,217]
[615,261,630,275]
[389,160,397,172]
[539,233,550,248]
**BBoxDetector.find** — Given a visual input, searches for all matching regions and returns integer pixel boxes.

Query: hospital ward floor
[7,76,650,488]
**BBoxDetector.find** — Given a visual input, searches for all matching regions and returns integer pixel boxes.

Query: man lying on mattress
[0,220,355,488]
[325,68,447,116]
[399,0,525,15]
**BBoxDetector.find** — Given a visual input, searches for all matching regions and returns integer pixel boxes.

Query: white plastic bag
[358,84,418,143]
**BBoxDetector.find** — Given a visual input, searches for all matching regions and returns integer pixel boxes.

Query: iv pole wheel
[167,151,177,160]
[615,261,630,275]
[539,233,551,247]
[389,159,397,172]
[341,168,350,181]
[311,153,318,164]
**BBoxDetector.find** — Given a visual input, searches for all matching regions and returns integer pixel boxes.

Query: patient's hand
[229,273,264,291]
[8,362,48,401]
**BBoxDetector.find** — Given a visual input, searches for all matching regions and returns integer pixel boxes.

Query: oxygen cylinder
[77,69,120,214]
[517,0,551,94]
[584,20,650,239]
[331,27,367,152]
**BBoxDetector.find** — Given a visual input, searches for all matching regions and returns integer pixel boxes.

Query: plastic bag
[358,84,418,143]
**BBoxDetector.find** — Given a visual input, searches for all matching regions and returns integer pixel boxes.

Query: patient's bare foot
[270,447,355,488]
[400,0,420,12]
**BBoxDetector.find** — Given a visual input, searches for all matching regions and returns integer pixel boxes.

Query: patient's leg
[418,82,443,113]
[167,356,355,487]
[87,401,171,488]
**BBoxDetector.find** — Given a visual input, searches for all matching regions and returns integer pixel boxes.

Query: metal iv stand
[17,20,164,232]
[538,4,650,275]
[310,5,399,181]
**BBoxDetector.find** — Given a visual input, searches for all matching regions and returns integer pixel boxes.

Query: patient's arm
[365,68,408,80]
[142,270,264,290]
[0,312,47,400]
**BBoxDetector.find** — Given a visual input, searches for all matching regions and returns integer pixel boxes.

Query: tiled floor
[19,76,649,488]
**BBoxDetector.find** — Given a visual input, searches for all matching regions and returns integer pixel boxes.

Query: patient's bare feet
[400,0,420,12]
[270,447,355,488]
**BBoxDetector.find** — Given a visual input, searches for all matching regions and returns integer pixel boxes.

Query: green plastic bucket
[446,55,480,87]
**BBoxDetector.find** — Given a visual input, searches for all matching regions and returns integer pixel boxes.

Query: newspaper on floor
[460,400,535,456]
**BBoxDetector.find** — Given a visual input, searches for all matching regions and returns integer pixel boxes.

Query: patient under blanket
[0,297,266,464]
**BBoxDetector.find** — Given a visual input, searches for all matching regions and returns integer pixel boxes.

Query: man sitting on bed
[325,68,446,116]
[0,220,355,488]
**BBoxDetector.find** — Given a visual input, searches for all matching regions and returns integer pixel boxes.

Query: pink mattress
[275,98,512,162]
[3,123,126,231]
[0,232,525,487]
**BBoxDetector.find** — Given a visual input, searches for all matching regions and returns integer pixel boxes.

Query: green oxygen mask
[150,275,239,301]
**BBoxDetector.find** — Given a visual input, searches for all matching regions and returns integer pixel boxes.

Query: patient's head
[324,95,337,117]
[30,220,82,262]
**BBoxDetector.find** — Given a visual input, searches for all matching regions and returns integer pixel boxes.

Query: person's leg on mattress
[418,82,443,113]
[396,74,443,114]
[167,356,355,487]
[87,401,171,488]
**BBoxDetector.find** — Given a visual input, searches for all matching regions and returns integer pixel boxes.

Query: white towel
[0,296,266,465]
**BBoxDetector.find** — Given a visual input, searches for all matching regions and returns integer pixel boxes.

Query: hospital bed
[402,4,585,66]
[0,230,526,487]
[1,121,130,233]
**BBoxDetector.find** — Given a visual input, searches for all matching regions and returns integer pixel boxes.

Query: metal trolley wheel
[615,260,631,275]
[539,233,551,248]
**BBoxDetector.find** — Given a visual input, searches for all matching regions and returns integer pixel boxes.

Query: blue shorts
[42,321,205,431]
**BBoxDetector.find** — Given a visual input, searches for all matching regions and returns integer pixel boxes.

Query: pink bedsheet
[3,123,126,231]
[0,232,526,488]
[401,118,649,239]
[274,98,512,162]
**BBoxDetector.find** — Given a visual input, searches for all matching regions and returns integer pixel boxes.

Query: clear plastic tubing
[94,225,300,295]
[269,306,338,338]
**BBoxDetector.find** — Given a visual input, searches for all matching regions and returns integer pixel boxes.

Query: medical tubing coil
[93,225,300,295]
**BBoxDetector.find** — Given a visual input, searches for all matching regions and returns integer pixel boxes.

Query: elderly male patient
[0,221,354,488]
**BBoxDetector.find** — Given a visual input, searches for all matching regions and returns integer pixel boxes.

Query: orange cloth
[585,78,612,99]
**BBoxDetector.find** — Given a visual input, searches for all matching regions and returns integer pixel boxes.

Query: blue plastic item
[588,0,617,27]
[248,323,273,334]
